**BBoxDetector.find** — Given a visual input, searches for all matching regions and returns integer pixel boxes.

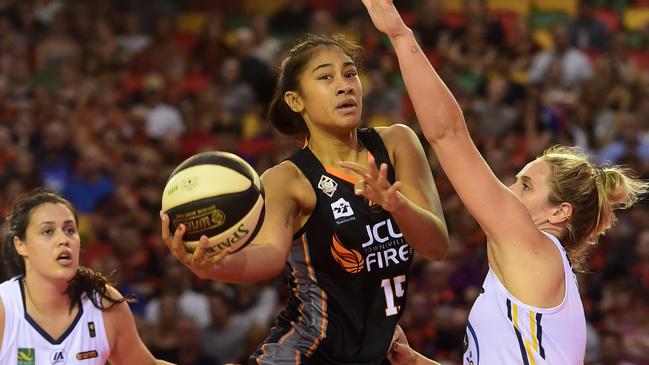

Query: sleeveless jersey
[0,277,110,365]
[463,231,586,365]
[251,128,414,364]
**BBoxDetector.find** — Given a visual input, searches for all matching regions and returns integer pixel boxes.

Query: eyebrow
[516,175,533,185]
[311,61,356,74]
[37,220,76,226]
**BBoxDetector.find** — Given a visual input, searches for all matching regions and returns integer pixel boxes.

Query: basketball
[161,151,265,255]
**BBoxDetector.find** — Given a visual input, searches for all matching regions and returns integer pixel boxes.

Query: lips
[56,250,74,264]
[336,98,358,112]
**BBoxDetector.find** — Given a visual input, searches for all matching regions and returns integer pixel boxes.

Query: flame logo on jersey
[330,233,364,273]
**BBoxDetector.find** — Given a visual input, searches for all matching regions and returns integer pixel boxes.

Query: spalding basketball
[161,151,265,255]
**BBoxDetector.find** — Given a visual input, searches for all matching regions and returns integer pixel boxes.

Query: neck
[536,223,565,241]
[23,275,73,315]
[307,128,365,166]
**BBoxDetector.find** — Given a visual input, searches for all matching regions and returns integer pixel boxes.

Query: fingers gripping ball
[161,151,265,255]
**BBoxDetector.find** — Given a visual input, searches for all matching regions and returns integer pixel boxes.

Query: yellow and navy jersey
[0,277,110,365]
[464,231,586,365]
[250,128,413,365]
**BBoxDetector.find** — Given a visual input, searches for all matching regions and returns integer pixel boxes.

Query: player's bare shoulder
[375,123,417,142]
[261,160,313,204]
[374,123,420,160]
[101,285,125,310]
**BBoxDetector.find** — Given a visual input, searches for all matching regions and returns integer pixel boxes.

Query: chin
[55,266,79,282]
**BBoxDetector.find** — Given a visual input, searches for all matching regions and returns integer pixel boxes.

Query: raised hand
[339,156,404,213]
[160,211,232,279]
[361,0,410,39]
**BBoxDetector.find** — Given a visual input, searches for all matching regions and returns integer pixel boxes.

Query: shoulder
[261,160,314,214]
[374,124,423,156]
[101,286,131,333]
[261,160,309,192]
[100,285,126,312]
[374,124,418,143]
[0,278,18,300]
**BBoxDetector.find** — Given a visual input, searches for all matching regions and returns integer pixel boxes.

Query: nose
[56,229,71,246]
[336,79,353,96]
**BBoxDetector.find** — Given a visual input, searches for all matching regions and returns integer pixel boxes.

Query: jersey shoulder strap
[357,127,395,183]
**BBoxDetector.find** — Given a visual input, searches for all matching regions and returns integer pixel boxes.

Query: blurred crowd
[0,0,648,364]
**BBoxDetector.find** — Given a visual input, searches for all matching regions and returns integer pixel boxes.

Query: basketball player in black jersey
[161,31,449,364]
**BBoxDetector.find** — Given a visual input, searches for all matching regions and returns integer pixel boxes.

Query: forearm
[391,194,448,261]
[203,242,286,283]
[389,30,465,143]
[416,353,441,365]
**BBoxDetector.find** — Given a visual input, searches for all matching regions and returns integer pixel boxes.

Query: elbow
[423,110,466,144]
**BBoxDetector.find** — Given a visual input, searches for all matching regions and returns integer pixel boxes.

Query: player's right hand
[361,0,410,39]
[160,211,232,279]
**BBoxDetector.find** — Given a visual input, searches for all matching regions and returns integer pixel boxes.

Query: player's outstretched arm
[103,286,176,365]
[362,0,543,249]
[161,162,300,283]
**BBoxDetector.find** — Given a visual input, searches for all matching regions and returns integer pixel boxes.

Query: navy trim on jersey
[536,313,545,359]
[467,321,480,365]
[20,279,84,345]
[506,299,529,365]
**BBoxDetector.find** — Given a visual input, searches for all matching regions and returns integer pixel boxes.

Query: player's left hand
[387,325,417,365]
[340,157,405,213]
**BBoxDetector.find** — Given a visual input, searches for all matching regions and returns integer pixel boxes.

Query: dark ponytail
[268,33,363,137]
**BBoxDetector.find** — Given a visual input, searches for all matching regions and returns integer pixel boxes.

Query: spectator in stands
[412,0,452,53]
[62,143,114,214]
[529,22,593,87]
[269,0,313,34]
[142,73,185,140]
[568,0,609,52]
[145,257,210,329]
[176,316,219,365]
[37,120,77,193]
[200,287,250,363]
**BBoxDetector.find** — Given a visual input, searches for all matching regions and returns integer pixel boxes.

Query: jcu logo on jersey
[17,348,34,365]
[49,349,66,364]
[330,219,412,274]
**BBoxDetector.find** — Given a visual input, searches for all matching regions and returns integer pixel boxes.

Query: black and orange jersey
[250,128,413,365]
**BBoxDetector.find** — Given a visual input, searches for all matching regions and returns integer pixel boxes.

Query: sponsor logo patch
[317,175,338,197]
[17,348,34,365]
[49,349,66,364]
[330,198,354,222]
[76,350,99,360]
[88,321,96,338]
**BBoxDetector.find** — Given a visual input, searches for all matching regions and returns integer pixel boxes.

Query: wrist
[386,192,408,214]
[388,28,414,43]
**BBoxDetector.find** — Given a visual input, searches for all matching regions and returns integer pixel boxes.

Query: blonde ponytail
[541,146,648,270]
[590,167,648,239]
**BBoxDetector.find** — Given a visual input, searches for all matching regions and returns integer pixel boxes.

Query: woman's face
[15,203,80,283]
[290,45,363,135]
[508,159,558,226]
